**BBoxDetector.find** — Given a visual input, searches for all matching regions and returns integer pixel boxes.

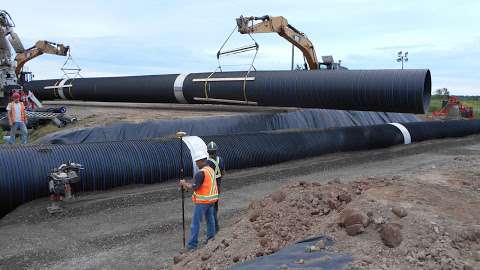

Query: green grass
[1,123,61,144]
[428,95,480,118]
[29,124,62,142]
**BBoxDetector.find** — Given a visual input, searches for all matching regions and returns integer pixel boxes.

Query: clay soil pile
[174,173,480,269]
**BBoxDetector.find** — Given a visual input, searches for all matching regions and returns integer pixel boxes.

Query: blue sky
[4,0,480,95]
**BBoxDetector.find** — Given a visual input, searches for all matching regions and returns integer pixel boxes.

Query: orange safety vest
[8,102,27,125]
[192,166,218,204]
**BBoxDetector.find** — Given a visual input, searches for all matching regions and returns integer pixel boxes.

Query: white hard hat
[193,151,208,162]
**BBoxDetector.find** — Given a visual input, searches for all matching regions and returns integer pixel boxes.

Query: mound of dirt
[173,175,480,270]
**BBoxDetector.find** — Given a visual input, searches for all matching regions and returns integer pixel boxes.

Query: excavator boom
[236,15,319,70]
[15,40,69,77]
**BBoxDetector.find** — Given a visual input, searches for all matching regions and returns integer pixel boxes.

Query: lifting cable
[202,25,258,104]
[60,51,82,99]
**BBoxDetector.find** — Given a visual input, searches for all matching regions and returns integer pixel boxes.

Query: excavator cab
[319,55,334,70]
[18,71,33,85]
[318,55,345,70]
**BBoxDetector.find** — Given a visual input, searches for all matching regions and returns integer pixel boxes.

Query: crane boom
[1,10,71,111]
[236,15,319,70]
[15,40,69,77]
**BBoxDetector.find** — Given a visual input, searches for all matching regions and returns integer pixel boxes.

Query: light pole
[397,51,408,69]
[291,44,294,70]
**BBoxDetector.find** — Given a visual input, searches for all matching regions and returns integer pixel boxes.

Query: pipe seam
[173,73,189,104]
[388,123,412,144]
[57,78,69,100]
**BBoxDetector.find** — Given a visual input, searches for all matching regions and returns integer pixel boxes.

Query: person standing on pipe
[206,141,225,232]
[6,92,28,144]
[179,152,218,250]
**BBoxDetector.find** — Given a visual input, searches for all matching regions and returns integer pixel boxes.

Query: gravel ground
[0,135,479,270]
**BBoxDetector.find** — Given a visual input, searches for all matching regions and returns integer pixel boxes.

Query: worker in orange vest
[179,151,218,250]
[6,92,28,144]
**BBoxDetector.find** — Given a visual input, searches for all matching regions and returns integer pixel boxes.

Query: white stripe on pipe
[182,135,208,175]
[56,78,69,100]
[388,123,412,144]
[173,73,189,104]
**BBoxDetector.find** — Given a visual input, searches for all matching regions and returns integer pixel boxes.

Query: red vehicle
[432,96,474,119]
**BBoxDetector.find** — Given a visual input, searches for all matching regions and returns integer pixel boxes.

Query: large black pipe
[24,69,431,113]
[1,119,479,218]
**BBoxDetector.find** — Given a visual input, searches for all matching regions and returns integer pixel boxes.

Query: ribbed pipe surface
[1,120,479,218]
[24,69,431,113]
[0,139,192,217]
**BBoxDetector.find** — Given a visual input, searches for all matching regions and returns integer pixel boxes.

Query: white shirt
[6,102,24,123]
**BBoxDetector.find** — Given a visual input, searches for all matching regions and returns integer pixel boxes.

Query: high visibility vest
[8,102,27,124]
[192,166,218,204]
[208,156,222,179]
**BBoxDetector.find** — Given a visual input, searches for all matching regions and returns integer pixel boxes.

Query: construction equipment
[0,10,21,107]
[15,40,69,81]
[0,10,75,130]
[432,96,474,119]
[47,161,84,214]
[184,15,346,106]
[1,10,69,106]
[236,15,342,70]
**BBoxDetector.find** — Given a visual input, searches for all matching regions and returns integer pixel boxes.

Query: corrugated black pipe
[1,119,479,218]
[24,69,431,113]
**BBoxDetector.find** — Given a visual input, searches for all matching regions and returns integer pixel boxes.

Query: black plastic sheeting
[24,69,431,113]
[1,120,480,218]
[231,236,352,270]
[35,109,418,144]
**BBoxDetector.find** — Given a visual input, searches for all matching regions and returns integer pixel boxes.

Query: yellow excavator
[236,15,341,70]
[1,9,70,110]
[15,40,69,81]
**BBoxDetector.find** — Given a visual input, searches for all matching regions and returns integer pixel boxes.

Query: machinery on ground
[0,10,74,132]
[235,15,343,70]
[47,162,84,214]
[432,96,475,119]
[1,10,70,107]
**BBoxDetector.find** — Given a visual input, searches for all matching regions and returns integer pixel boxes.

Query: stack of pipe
[1,119,479,218]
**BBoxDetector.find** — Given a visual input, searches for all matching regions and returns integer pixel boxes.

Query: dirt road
[0,135,479,270]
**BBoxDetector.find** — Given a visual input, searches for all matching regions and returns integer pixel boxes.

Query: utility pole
[396,51,408,69]
[291,44,294,70]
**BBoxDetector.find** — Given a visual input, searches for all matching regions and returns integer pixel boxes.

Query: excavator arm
[236,15,319,70]
[14,40,69,77]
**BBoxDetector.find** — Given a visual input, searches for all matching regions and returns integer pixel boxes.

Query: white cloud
[3,0,480,94]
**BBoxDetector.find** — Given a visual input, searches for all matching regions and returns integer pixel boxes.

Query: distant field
[429,95,480,118]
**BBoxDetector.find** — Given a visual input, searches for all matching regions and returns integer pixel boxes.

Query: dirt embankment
[174,166,480,269]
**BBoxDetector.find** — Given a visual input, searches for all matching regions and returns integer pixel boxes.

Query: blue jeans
[187,203,216,249]
[9,122,28,144]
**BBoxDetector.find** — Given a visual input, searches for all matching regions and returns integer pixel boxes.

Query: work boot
[180,246,196,253]
[47,202,63,214]
[203,236,215,246]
